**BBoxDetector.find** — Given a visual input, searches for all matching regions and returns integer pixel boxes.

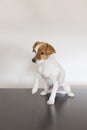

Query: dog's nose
[32,58,36,63]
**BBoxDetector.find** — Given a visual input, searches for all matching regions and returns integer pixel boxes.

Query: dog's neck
[41,54,55,65]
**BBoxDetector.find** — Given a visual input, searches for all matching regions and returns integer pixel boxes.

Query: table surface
[0,88,87,130]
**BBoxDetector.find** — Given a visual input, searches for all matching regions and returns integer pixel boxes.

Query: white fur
[35,44,42,53]
[32,55,74,105]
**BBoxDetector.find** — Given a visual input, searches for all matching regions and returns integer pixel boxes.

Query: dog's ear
[32,41,42,51]
[46,43,56,55]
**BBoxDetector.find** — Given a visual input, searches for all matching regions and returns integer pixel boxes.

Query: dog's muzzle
[32,58,36,63]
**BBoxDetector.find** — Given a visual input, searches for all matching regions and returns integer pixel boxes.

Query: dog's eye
[33,50,36,53]
[40,51,45,55]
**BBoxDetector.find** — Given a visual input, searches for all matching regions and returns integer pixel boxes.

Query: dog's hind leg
[63,82,75,97]
[40,91,48,96]
[40,82,49,96]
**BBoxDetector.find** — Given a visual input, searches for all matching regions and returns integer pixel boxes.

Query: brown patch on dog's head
[32,41,56,63]
[46,43,56,55]
[32,41,42,52]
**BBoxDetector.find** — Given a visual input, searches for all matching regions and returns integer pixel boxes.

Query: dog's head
[32,41,56,64]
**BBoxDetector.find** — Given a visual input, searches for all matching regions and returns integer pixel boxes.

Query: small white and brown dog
[32,41,74,105]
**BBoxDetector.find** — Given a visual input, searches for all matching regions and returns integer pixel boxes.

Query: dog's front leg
[32,74,41,94]
[47,80,59,105]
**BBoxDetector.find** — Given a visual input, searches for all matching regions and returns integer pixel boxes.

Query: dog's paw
[47,99,55,105]
[32,88,38,95]
[40,91,48,96]
[67,92,75,97]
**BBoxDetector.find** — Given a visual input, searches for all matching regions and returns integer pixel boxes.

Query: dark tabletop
[0,87,87,130]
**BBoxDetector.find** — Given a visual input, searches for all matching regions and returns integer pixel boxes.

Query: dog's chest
[38,64,53,85]
[38,63,52,78]
[38,57,59,79]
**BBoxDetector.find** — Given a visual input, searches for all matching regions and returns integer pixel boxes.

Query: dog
[32,41,74,105]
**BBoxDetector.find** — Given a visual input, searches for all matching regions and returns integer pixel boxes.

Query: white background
[0,0,87,87]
